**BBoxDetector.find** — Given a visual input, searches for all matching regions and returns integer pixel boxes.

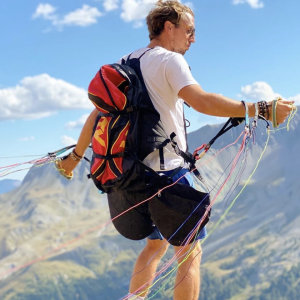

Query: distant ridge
[0,179,21,195]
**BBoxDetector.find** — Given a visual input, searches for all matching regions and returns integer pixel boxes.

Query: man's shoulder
[121,47,182,62]
[120,47,149,61]
[149,47,187,67]
[147,47,183,61]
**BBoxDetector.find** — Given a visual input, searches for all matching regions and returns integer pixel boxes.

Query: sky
[0,0,299,181]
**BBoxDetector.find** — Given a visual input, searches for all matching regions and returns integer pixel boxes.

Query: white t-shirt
[120,46,199,171]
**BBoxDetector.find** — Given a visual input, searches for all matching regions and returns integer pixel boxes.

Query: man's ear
[164,21,174,34]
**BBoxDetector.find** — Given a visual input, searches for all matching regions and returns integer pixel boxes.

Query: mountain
[0,179,21,195]
[0,110,299,300]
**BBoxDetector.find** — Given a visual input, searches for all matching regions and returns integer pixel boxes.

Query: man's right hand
[55,154,80,180]
[54,108,99,180]
[269,98,295,126]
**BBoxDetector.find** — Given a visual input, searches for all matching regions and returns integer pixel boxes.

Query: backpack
[88,50,171,194]
[87,50,213,245]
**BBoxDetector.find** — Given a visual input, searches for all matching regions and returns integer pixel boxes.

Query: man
[58,1,293,299]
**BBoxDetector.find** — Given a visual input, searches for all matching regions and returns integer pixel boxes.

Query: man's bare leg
[129,238,169,298]
[173,241,202,300]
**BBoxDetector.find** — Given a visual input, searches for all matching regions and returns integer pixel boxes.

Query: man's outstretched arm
[179,84,293,125]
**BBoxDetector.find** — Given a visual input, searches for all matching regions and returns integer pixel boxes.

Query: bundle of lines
[0,145,77,178]
[121,121,269,299]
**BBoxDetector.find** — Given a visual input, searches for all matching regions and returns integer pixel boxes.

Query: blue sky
[0,0,299,180]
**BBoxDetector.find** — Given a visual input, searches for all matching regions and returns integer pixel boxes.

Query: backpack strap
[169,132,206,183]
[183,102,190,151]
[159,148,165,170]
[170,132,194,164]
[125,48,152,64]
[124,47,170,171]
[93,152,126,159]
[101,105,138,117]
[138,48,152,59]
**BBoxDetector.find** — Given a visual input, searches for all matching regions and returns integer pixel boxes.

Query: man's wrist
[257,101,270,120]
[71,149,83,161]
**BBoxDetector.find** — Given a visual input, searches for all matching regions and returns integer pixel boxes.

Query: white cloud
[61,135,77,146]
[288,94,300,106]
[65,114,89,130]
[0,74,93,121]
[59,5,103,27]
[120,0,156,24]
[239,81,300,105]
[33,3,103,29]
[19,136,35,142]
[32,3,57,20]
[102,0,120,11]
[239,82,281,101]
[232,0,264,9]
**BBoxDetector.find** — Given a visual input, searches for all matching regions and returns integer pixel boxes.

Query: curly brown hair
[146,0,194,40]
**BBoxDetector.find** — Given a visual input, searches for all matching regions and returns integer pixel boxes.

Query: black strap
[146,138,170,170]
[83,156,90,163]
[169,132,195,165]
[138,48,152,59]
[205,117,244,150]
[167,166,183,181]
[147,137,170,144]
[159,148,165,170]
[169,132,206,183]
[183,102,189,151]
[93,152,125,160]
[101,105,137,117]
[126,48,152,63]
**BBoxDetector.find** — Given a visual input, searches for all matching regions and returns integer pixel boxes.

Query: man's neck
[147,38,170,51]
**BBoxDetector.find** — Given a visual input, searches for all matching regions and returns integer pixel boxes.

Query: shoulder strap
[138,48,152,59]
[125,48,153,64]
